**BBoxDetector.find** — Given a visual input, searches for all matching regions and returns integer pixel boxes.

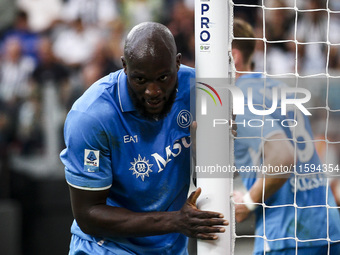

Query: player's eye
[159,75,168,82]
[135,77,146,84]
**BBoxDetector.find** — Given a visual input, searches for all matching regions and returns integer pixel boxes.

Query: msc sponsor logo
[129,155,153,181]
[129,137,192,180]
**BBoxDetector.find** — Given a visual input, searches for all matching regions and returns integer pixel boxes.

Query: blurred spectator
[328,12,340,72]
[166,1,195,67]
[0,37,35,105]
[160,0,182,24]
[106,19,125,68]
[264,0,295,75]
[0,101,12,152]
[31,36,71,133]
[1,10,41,64]
[183,0,194,11]
[91,41,121,76]
[121,0,163,31]
[16,0,63,33]
[0,0,16,37]
[52,17,101,70]
[0,99,16,197]
[263,0,309,11]
[32,36,71,103]
[65,62,103,110]
[293,0,328,75]
[63,39,121,111]
[61,0,119,29]
[234,0,260,25]
[15,91,43,156]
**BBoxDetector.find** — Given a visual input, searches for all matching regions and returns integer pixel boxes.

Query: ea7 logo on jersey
[84,149,100,172]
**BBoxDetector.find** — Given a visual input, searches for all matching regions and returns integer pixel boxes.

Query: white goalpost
[194,0,234,254]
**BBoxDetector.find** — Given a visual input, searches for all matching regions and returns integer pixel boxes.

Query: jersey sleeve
[60,110,112,190]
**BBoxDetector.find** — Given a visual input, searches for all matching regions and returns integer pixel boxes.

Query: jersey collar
[238,73,263,80]
[117,70,136,112]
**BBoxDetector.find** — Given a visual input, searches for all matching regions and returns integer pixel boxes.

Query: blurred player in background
[232,18,340,255]
[60,22,228,254]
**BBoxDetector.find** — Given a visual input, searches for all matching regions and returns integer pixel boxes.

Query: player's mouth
[145,98,164,112]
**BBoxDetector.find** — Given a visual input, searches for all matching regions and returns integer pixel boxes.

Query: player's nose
[145,82,161,98]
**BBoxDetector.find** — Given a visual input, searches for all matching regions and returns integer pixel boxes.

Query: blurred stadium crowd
[0,0,340,199]
[0,0,198,195]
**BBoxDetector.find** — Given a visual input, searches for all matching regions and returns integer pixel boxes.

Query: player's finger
[196,233,219,240]
[187,187,201,205]
[194,209,225,220]
[195,218,229,226]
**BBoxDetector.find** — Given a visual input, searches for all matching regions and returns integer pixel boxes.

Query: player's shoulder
[178,64,195,85]
[176,65,195,101]
[237,73,287,93]
[73,70,121,108]
[178,64,195,79]
[68,70,123,122]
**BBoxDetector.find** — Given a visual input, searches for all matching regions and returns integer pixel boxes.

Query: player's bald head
[123,22,177,64]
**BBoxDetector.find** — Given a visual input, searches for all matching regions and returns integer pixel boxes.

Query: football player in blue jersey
[60,22,228,254]
[232,18,340,255]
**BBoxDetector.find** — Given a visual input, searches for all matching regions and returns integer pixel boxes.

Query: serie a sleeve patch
[84,149,100,172]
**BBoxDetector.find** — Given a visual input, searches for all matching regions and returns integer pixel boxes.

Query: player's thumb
[187,187,201,206]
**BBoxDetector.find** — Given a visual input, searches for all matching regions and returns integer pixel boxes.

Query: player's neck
[235,64,252,79]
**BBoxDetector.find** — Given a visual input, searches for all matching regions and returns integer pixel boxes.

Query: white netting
[231,0,340,254]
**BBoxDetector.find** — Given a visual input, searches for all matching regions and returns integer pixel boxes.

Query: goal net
[232,0,340,254]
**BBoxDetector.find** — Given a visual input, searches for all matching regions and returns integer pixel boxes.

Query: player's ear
[176,53,182,71]
[121,56,127,74]
[232,48,242,71]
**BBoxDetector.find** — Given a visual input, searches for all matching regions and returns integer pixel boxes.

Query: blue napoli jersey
[234,73,340,253]
[60,65,195,254]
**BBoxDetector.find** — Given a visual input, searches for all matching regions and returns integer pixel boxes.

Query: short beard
[127,80,178,121]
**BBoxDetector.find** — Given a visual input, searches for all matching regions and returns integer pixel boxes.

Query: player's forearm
[235,177,288,223]
[78,205,180,238]
[248,133,294,203]
[249,177,287,203]
[70,186,180,238]
[70,186,227,240]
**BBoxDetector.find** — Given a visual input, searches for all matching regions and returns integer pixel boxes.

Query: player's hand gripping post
[175,187,229,240]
